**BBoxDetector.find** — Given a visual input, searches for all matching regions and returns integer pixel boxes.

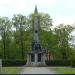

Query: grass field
[1,67,75,74]
[0,67,24,74]
[50,67,75,74]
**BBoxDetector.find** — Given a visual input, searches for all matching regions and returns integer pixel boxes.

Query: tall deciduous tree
[0,17,11,59]
[12,14,27,59]
[53,24,74,59]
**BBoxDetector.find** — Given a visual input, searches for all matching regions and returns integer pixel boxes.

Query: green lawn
[1,67,75,74]
[50,67,75,74]
[0,67,24,74]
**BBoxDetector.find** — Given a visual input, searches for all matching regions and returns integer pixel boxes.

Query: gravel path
[20,67,57,74]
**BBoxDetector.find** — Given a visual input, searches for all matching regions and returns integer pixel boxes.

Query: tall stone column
[27,54,29,65]
[27,54,30,65]
[35,53,38,65]
[42,53,46,65]
[41,53,45,65]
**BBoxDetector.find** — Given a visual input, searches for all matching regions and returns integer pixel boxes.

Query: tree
[39,13,52,31]
[0,17,11,59]
[12,14,27,59]
[53,24,74,60]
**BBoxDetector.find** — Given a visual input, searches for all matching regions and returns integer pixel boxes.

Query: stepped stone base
[26,52,46,67]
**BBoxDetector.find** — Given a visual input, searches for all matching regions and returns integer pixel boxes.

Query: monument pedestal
[26,51,46,66]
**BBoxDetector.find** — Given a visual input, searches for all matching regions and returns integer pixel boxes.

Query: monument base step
[25,63,46,67]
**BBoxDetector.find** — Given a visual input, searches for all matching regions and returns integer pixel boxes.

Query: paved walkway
[20,67,57,74]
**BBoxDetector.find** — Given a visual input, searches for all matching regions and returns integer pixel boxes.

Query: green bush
[71,60,75,67]
[2,59,27,66]
[45,60,71,66]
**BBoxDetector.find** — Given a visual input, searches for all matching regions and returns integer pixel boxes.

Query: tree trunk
[20,26,24,59]
[3,31,6,59]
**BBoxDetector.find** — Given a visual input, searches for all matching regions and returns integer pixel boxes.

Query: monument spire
[35,5,38,13]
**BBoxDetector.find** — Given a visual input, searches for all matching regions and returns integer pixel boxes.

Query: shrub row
[71,60,75,67]
[2,59,75,67]
[45,60,71,66]
[2,59,27,67]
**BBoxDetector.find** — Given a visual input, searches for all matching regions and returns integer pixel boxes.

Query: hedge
[2,59,27,67]
[2,59,75,67]
[71,60,75,67]
[45,60,71,66]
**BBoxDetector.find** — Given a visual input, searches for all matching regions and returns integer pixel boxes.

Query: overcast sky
[0,0,75,27]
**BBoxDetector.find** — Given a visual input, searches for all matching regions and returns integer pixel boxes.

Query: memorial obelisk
[26,6,46,66]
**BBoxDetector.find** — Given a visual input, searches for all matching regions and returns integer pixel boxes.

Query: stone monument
[26,6,46,66]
